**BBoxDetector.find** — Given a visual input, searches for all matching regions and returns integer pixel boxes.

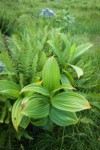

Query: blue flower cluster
[0,61,4,72]
[40,8,56,17]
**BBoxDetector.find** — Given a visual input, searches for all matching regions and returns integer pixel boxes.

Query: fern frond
[0,33,16,80]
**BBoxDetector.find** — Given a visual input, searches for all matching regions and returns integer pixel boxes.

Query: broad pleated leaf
[61,34,71,58]
[49,107,78,126]
[69,64,83,78]
[0,89,20,99]
[31,118,48,126]
[0,80,20,90]
[47,41,65,65]
[68,43,76,63]
[20,84,50,97]
[12,99,23,131]
[38,51,47,69]
[62,69,75,84]
[43,56,60,92]
[51,92,91,112]
[21,95,50,119]
[61,74,72,85]
[52,84,75,95]
[19,116,30,129]
[0,80,20,99]
[41,118,54,131]
[72,43,93,60]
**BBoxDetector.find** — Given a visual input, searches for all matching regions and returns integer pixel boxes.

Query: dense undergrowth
[0,0,100,150]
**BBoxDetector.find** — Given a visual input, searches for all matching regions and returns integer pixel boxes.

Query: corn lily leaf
[52,84,75,95]
[47,40,65,65]
[0,80,20,99]
[51,92,91,112]
[31,118,48,126]
[20,84,50,97]
[62,69,75,84]
[41,119,54,131]
[0,89,20,99]
[19,116,30,129]
[49,107,78,126]
[43,56,60,92]
[72,43,93,61]
[69,64,83,79]
[60,74,73,92]
[38,51,47,69]
[68,43,76,63]
[61,33,71,58]
[61,74,72,85]
[21,95,50,119]
[12,99,23,131]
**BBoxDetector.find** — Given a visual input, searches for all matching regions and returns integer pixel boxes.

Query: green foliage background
[0,0,100,150]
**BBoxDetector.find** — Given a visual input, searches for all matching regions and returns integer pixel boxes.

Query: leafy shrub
[0,57,91,131]
[0,25,93,132]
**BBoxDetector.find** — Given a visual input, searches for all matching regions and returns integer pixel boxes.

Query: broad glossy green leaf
[38,51,47,69]
[41,119,54,131]
[21,95,50,119]
[19,116,30,129]
[61,74,72,85]
[61,34,71,58]
[0,80,20,99]
[61,74,73,92]
[0,89,20,99]
[62,69,74,84]
[69,64,83,79]
[43,56,60,92]
[49,107,78,126]
[47,40,65,65]
[20,84,50,97]
[12,99,23,131]
[52,84,75,95]
[0,80,20,90]
[68,43,76,63]
[51,92,91,112]
[31,118,48,126]
[72,43,93,61]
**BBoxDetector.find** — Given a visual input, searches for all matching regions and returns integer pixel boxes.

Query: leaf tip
[84,102,91,110]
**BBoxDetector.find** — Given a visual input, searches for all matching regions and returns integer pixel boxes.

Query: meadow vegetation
[0,0,100,150]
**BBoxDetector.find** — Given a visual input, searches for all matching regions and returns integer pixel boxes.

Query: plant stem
[60,127,65,150]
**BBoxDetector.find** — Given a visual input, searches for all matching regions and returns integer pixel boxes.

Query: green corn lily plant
[0,27,48,126]
[0,80,20,124]
[11,56,91,131]
[47,29,93,84]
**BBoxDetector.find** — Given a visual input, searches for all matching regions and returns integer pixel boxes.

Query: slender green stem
[60,127,65,150]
